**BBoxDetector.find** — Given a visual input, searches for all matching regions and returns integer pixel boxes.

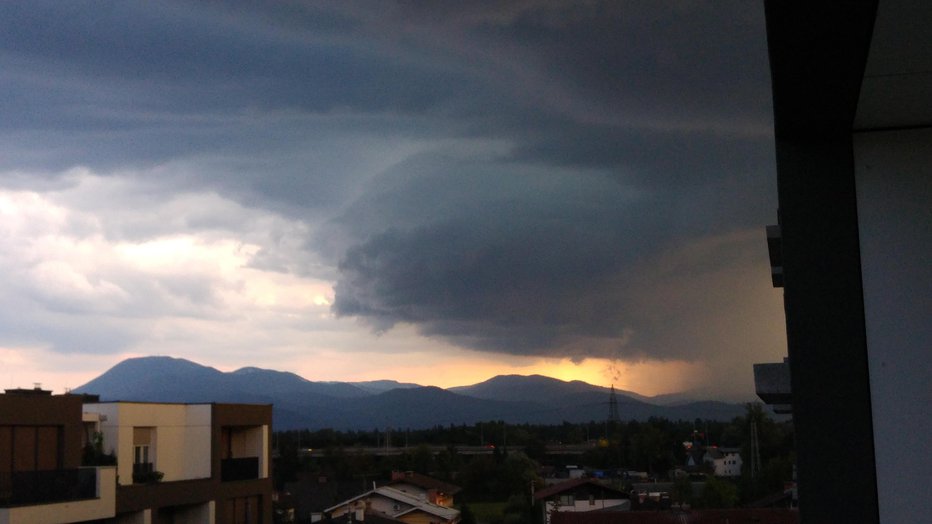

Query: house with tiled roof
[325,486,460,524]
[702,447,742,477]
[533,478,630,524]
[379,471,461,508]
[684,446,742,477]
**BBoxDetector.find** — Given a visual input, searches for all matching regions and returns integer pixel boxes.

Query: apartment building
[84,401,273,524]
[764,1,931,521]
[0,388,116,524]
[1,389,272,524]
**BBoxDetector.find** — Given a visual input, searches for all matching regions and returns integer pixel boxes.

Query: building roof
[330,512,408,524]
[384,471,462,495]
[534,478,629,501]
[284,475,368,515]
[325,486,460,521]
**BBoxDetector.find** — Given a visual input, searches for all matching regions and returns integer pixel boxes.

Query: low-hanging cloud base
[1,1,784,400]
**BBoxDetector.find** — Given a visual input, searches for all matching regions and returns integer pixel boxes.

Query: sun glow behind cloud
[0,169,775,401]
[285,340,708,397]
[0,1,785,402]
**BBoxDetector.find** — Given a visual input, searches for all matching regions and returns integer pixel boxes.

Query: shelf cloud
[0,1,785,399]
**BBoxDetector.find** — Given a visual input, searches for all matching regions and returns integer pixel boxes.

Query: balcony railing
[0,468,97,507]
[221,457,259,481]
[132,461,163,483]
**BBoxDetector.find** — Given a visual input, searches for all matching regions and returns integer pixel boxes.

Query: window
[132,427,156,482]
[229,495,260,524]
[558,495,574,506]
[132,427,154,465]
[134,444,149,465]
[1,425,62,472]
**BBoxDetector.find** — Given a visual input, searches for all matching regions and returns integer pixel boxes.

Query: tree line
[274,403,794,509]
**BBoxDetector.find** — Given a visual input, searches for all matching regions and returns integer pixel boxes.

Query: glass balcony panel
[0,468,97,507]
[221,457,259,482]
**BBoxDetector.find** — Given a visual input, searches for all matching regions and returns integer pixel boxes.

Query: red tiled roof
[534,478,628,500]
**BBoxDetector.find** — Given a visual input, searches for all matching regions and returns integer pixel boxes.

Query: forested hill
[76,356,745,430]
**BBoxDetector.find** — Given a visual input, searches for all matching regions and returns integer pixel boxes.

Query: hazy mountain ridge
[450,374,652,404]
[75,356,745,430]
[350,379,422,394]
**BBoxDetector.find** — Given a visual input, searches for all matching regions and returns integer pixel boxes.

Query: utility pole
[606,385,620,440]
[750,421,762,479]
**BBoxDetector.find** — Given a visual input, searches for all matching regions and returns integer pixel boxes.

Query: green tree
[700,475,738,508]
[274,439,300,490]
[630,423,667,474]
[459,503,477,524]
[411,443,434,474]
[81,431,116,466]
[672,474,694,506]
[501,452,540,498]
[502,494,533,524]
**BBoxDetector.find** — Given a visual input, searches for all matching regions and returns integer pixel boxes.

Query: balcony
[221,457,259,482]
[0,468,96,507]
[132,462,163,483]
[753,361,793,414]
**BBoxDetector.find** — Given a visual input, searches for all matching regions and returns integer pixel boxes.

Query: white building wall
[180,404,213,480]
[83,404,130,484]
[260,425,269,478]
[84,403,212,484]
[562,499,628,512]
[714,453,742,477]
[543,500,630,524]
[854,128,932,524]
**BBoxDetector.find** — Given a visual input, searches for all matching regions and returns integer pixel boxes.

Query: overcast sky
[0,1,786,401]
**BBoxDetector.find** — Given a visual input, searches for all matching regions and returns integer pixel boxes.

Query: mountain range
[75,356,745,430]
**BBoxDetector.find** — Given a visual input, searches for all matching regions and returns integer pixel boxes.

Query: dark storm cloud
[326,147,771,360]
[330,160,650,318]
[0,0,484,205]
[320,1,777,360]
[1,1,778,364]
